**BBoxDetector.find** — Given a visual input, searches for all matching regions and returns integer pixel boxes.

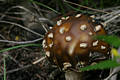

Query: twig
[5,12,27,15]
[0,38,43,44]
[0,34,6,40]
[63,0,110,14]
[0,6,36,20]
[38,18,54,25]
[104,14,120,24]
[0,13,25,21]
[108,29,120,34]
[0,64,32,76]
[0,52,23,67]
[104,67,120,80]
[100,10,120,20]
[33,56,46,64]
[103,6,120,12]
[0,56,46,76]
[0,20,44,38]
[8,54,24,67]
[32,2,48,32]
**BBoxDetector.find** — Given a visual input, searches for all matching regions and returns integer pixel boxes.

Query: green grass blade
[85,0,89,5]
[57,0,65,14]
[3,55,6,80]
[91,0,97,8]
[0,44,41,53]
[100,0,104,9]
[64,2,87,13]
[80,59,120,72]
[30,0,60,14]
[64,2,93,14]
[64,2,80,12]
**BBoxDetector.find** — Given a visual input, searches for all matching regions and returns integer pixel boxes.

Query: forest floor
[0,0,120,80]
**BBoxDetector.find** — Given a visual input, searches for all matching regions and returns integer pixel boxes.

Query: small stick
[64,0,110,14]
[32,56,46,64]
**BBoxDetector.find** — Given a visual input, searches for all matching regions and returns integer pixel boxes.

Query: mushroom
[42,14,111,79]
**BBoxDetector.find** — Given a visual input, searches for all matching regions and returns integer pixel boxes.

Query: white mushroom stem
[65,70,82,80]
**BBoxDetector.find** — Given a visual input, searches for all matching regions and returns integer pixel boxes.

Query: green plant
[29,0,59,14]
[0,44,41,53]
[79,35,120,72]
[80,58,120,71]
[3,55,6,80]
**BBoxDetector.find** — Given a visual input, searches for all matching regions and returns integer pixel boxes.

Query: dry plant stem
[0,5,52,25]
[0,53,23,68]
[32,56,46,64]
[103,14,120,24]
[103,6,120,12]
[0,38,43,44]
[0,5,52,22]
[108,29,120,34]
[0,56,46,76]
[41,24,48,33]
[63,1,120,27]
[100,10,120,20]
[36,74,44,79]
[32,2,48,32]
[104,67,119,80]
[95,11,120,30]
[0,64,32,76]
[38,17,54,25]
[10,56,24,67]
[63,0,120,28]
[0,20,44,38]
[6,12,27,15]
[101,10,120,23]
[0,13,25,21]
[32,2,44,17]
[0,34,6,40]
[0,6,36,20]
[63,0,110,14]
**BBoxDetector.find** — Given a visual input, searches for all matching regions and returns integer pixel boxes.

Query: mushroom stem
[65,70,82,80]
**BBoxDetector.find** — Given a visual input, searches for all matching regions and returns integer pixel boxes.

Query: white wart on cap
[65,36,72,41]
[57,20,62,26]
[49,42,53,48]
[46,51,50,57]
[101,45,106,49]
[61,17,66,20]
[90,15,95,18]
[88,32,93,35]
[65,16,69,20]
[80,43,88,48]
[95,25,101,32]
[92,40,98,46]
[42,39,46,48]
[48,33,53,38]
[80,24,87,30]
[75,14,81,18]
[59,27,65,34]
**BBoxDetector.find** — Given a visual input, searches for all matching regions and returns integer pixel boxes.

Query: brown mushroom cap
[42,14,111,70]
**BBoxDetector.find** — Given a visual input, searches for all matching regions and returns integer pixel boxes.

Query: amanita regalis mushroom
[42,14,111,71]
